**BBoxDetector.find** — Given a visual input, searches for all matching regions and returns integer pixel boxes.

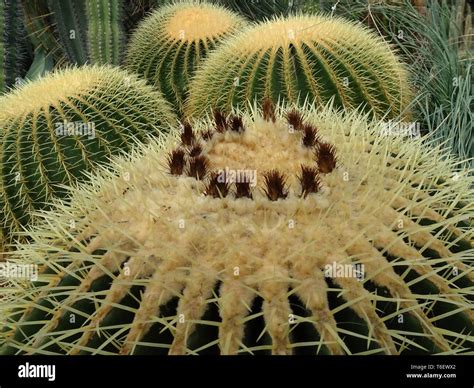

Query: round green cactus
[126,1,247,112]
[0,65,176,244]
[186,14,412,119]
[125,1,248,114]
[1,100,472,355]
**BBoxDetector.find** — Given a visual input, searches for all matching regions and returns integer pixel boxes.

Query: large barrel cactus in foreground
[1,101,472,355]
[186,14,412,119]
[0,66,176,244]
[125,1,248,114]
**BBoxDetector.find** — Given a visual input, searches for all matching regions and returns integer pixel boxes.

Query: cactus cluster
[125,2,248,114]
[0,66,176,245]
[18,0,127,67]
[1,101,472,355]
[45,0,126,66]
[186,14,412,119]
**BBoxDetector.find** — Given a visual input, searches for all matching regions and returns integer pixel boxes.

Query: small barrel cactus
[1,100,472,355]
[0,65,176,244]
[186,14,412,119]
[125,1,248,114]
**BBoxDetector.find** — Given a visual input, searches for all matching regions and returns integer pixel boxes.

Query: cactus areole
[1,101,472,355]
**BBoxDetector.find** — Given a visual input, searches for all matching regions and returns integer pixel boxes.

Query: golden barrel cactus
[186,14,412,119]
[125,1,248,114]
[0,66,176,244]
[1,101,472,355]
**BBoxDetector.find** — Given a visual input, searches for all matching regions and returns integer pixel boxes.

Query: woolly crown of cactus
[186,14,412,119]
[1,101,472,356]
[125,1,248,113]
[0,65,176,245]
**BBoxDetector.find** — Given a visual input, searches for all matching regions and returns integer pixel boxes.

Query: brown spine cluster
[298,165,321,198]
[263,97,276,123]
[213,110,228,133]
[187,155,209,180]
[181,121,195,146]
[235,180,253,199]
[201,129,214,141]
[230,115,245,133]
[188,144,203,158]
[205,172,230,198]
[302,124,319,148]
[286,109,304,131]
[316,142,337,174]
[263,170,288,201]
[167,149,186,175]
